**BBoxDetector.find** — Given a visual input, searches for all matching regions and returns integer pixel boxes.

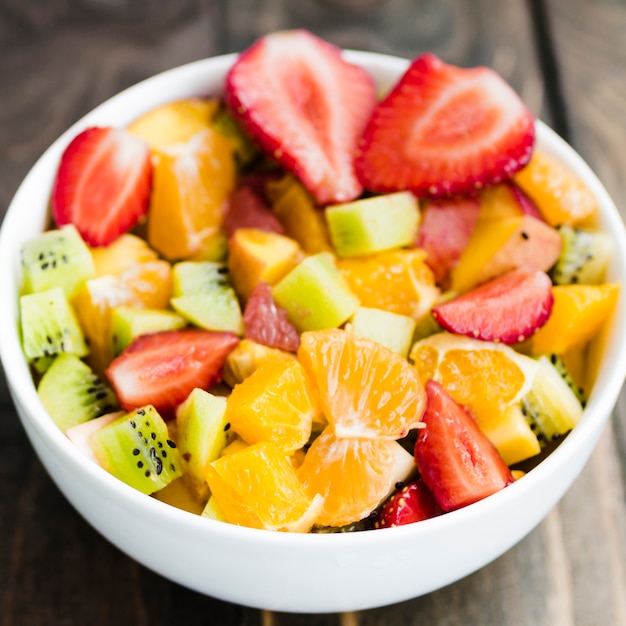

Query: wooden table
[1,1,625,624]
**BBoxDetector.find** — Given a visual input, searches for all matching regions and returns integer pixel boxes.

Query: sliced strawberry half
[354,53,535,197]
[223,185,285,238]
[415,380,514,512]
[225,29,377,205]
[415,195,481,286]
[243,282,300,352]
[431,266,554,344]
[52,126,152,247]
[375,479,443,528]
[106,329,240,416]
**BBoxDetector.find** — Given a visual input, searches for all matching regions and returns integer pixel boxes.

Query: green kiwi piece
[170,261,244,335]
[21,224,95,299]
[550,224,613,285]
[545,353,586,404]
[176,389,229,500]
[38,354,119,431]
[325,191,420,257]
[89,405,182,495]
[521,355,584,446]
[201,495,227,521]
[111,306,187,355]
[347,306,416,358]
[20,287,88,362]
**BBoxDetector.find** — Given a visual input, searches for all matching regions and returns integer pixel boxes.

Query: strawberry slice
[223,185,285,238]
[415,195,481,286]
[375,479,442,528]
[354,53,535,197]
[225,29,377,205]
[243,282,300,352]
[52,127,152,247]
[415,380,514,511]
[106,329,240,415]
[431,267,554,344]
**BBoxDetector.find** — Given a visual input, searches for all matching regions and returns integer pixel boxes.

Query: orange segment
[206,441,323,532]
[225,358,322,454]
[147,129,236,261]
[530,283,619,355]
[514,149,598,226]
[74,260,172,374]
[297,427,415,527]
[298,329,426,439]
[90,234,159,277]
[337,249,439,321]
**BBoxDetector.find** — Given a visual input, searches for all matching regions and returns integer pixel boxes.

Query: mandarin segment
[298,329,426,439]
[337,248,439,321]
[206,441,323,532]
[225,358,321,454]
[297,427,415,527]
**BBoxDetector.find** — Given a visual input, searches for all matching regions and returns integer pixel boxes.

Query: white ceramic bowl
[1,51,625,614]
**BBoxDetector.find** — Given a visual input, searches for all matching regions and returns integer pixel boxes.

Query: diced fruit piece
[432,268,554,344]
[225,29,377,205]
[415,380,514,512]
[514,149,598,226]
[410,332,541,462]
[450,214,562,293]
[325,192,420,257]
[521,355,583,446]
[111,307,187,355]
[272,253,359,332]
[265,174,333,254]
[222,185,285,238]
[170,261,243,335]
[228,228,303,302]
[212,108,259,168]
[147,128,236,261]
[415,195,481,286]
[298,329,426,439]
[354,53,535,197]
[89,405,182,495]
[480,404,541,466]
[20,287,88,362]
[206,440,324,532]
[225,358,320,454]
[153,477,205,515]
[478,181,542,222]
[243,282,300,352]
[52,127,152,247]
[21,225,95,299]
[127,97,219,149]
[298,427,415,527]
[222,339,295,388]
[175,389,229,499]
[106,329,240,415]
[75,260,172,373]
[547,352,586,403]
[507,181,544,220]
[337,248,439,321]
[375,479,442,528]
[550,224,613,285]
[37,354,118,431]
[347,306,416,358]
[90,233,159,277]
[530,283,619,355]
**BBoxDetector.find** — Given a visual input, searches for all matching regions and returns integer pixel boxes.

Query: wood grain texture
[0,1,624,624]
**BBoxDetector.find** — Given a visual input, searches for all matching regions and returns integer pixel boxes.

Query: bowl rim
[1,49,626,552]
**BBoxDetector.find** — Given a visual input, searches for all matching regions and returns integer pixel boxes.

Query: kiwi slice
[21,224,95,299]
[89,405,182,495]
[347,306,416,358]
[520,355,584,446]
[111,306,187,355]
[37,354,119,431]
[550,224,613,285]
[170,261,244,335]
[325,191,420,257]
[20,287,88,362]
[176,389,229,499]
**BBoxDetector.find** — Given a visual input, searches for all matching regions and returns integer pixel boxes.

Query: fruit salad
[18,30,619,532]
